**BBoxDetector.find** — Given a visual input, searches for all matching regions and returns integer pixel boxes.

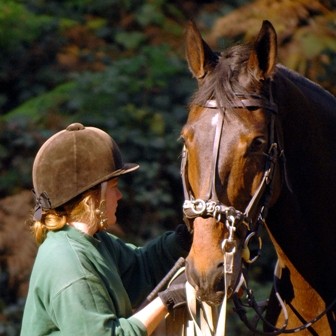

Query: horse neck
[267,67,336,302]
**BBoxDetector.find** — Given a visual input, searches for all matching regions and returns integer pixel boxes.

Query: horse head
[182,20,283,305]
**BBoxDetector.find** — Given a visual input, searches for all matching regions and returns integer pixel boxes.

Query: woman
[20,123,191,336]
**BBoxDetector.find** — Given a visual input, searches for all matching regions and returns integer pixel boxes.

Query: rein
[233,260,336,335]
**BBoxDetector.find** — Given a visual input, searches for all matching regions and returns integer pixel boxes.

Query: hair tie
[32,190,52,221]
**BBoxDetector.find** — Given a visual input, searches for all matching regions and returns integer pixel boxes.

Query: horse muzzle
[185,222,244,306]
[185,258,227,305]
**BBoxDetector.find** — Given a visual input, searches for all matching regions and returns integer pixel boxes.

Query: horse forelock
[190,44,264,112]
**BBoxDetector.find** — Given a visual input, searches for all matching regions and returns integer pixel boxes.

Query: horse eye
[246,106,259,112]
[249,136,266,153]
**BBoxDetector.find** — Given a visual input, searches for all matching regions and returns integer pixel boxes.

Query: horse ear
[248,20,277,80]
[185,21,218,80]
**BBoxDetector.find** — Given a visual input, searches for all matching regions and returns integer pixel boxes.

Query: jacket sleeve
[50,275,147,336]
[102,231,188,308]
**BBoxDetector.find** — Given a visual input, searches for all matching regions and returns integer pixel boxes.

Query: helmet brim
[108,163,140,178]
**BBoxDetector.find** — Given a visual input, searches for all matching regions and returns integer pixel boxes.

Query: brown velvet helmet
[32,123,139,214]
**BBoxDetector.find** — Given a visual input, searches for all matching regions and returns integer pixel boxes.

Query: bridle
[181,84,280,261]
[180,81,336,334]
[180,81,281,335]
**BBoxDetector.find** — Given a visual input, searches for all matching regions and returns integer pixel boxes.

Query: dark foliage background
[1,0,335,335]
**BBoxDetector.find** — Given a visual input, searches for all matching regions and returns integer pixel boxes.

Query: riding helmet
[32,122,139,211]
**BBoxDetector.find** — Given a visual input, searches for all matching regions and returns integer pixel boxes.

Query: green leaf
[2,82,75,123]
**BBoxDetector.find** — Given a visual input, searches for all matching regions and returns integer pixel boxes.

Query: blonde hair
[31,187,101,245]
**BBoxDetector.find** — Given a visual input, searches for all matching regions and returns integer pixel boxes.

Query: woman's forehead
[107,178,119,187]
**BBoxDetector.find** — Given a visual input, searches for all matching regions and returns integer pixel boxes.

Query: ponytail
[30,186,101,244]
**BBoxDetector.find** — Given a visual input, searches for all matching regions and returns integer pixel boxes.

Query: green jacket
[20,225,187,336]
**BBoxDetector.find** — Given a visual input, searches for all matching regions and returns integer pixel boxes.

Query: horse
[181,20,336,335]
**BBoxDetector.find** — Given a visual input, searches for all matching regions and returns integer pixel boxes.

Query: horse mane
[190,44,262,111]
[276,64,336,111]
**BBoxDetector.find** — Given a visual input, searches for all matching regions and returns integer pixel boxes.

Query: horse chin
[197,289,235,307]
[200,292,225,307]
[196,279,232,306]
[196,275,237,306]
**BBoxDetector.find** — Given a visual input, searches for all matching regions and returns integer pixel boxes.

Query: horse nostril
[215,273,225,291]
[217,262,224,270]
[185,262,199,288]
